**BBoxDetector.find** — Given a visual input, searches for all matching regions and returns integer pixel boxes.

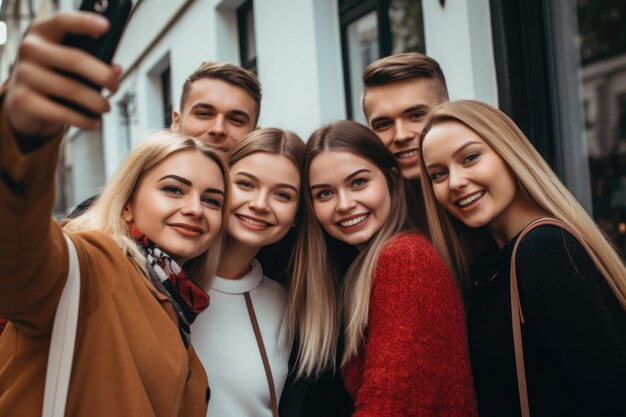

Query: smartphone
[57,0,132,117]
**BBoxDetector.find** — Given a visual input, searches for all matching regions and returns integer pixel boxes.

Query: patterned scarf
[127,223,210,348]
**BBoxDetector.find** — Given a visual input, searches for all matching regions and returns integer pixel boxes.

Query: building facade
[2,0,625,253]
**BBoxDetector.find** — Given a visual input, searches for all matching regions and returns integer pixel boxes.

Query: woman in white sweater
[192,128,305,417]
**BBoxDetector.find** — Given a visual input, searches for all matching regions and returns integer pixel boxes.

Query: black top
[279,336,354,417]
[468,225,626,417]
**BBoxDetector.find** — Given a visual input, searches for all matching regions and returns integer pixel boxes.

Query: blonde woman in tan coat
[0,11,229,417]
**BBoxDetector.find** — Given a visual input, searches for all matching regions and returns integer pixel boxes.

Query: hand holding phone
[5,12,125,138]
[63,0,132,67]
[57,0,132,117]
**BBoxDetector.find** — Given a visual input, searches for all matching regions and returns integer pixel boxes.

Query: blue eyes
[161,185,222,208]
[316,190,333,199]
[236,180,253,189]
[313,177,369,200]
[202,197,222,208]
[430,170,446,180]
[352,178,367,187]
[236,180,294,201]
[463,153,480,163]
[427,152,482,182]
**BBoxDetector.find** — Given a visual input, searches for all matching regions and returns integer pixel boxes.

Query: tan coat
[0,105,209,417]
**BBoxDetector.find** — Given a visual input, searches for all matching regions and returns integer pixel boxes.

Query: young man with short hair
[68,61,261,218]
[361,52,448,180]
[171,61,261,151]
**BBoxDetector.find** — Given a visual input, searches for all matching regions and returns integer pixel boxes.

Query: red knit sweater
[341,233,477,417]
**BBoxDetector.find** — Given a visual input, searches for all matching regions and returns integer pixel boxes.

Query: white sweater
[191,259,291,417]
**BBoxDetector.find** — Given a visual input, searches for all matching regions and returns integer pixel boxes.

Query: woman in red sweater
[289,120,477,417]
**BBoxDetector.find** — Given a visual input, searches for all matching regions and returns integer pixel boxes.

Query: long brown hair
[291,120,416,377]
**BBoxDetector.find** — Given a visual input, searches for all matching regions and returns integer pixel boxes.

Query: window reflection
[390,0,425,54]
[578,0,626,253]
[340,0,425,122]
[347,11,379,124]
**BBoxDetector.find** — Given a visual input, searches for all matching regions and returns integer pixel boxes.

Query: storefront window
[345,11,379,125]
[339,0,425,123]
[578,0,626,253]
[389,0,425,54]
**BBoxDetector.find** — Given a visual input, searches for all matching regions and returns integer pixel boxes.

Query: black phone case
[57,0,132,118]
[63,0,132,65]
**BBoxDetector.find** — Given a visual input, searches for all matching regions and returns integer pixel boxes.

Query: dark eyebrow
[159,174,191,186]
[346,169,371,183]
[190,103,215,112]
[310,183,329,192]
[205,188,225,196]
[190,103,251,122]
[369,115,391,126]
[370,104,430,126]
[452,141,482,158]
[310,168,371,191]
[235,171,259,182]
[402,104,430,115]
[228,110,251,121]
[235,171,298,194]
[425,141,482,170]
[158,175,224,196]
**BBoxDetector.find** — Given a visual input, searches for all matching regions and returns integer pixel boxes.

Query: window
[339,0,425,122]
[578,0,626,254]
[491,0,626,254]
[146,53,172,129]
[160,66,173,128]
[237,0,257,74]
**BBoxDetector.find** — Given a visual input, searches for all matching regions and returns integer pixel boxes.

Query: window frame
[237,0,257,74]
[339,0,392,119]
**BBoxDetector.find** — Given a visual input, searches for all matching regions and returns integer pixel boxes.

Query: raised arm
[5,11,119,140]
[0,11,119,336]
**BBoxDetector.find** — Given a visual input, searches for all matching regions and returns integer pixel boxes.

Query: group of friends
[1,9,626,417]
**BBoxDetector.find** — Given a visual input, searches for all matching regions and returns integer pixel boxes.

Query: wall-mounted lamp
[117,91,136,126]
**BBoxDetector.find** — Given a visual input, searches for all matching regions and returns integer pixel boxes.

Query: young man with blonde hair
[362,52,448,180]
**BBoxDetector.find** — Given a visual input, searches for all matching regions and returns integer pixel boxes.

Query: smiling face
[122,150,225,265]
[363,78,446,180]
[171,78,257,151]
[421,121,526,238]
[228,152,301,249]
[309,150,391,249]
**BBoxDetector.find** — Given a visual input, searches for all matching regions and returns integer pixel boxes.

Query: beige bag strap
[42,234,81,417]
[510,217,593,417]
[244,291,279,417]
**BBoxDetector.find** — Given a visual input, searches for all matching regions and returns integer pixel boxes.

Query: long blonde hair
[419,100,626,308]
[291,121,416,377]
[64,130,230,289]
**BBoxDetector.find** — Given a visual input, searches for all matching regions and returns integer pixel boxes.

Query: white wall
[103,0,222,178]
[423,0,498,105]
[68,0,500,203]
[254,0,345,138]
[66,129,106,206]
[101,0,346,180]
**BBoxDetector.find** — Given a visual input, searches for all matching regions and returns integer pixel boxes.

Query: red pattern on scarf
[126,223,210,315]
